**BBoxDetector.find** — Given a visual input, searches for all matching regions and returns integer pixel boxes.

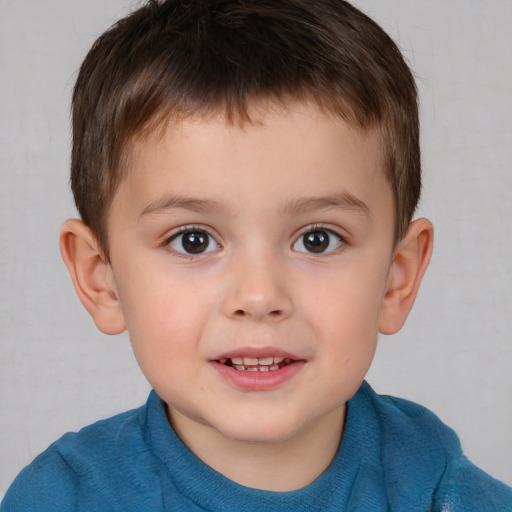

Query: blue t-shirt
[2,381,511,511]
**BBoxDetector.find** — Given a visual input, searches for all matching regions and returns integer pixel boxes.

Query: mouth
[212,352,305,390]
[216,356,294,372]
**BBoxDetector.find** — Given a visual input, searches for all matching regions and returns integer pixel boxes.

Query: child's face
[106,102,395,444]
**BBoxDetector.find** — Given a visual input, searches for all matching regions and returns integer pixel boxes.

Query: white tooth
[273,357,284,364]
[234,365,246,371]
[269,364,279,371]
[243,356,259,366]
[246,367,258,372]
[259,366,269,372]
[231,357,243,365]
[219,358,227,364]
[258,357,273,365]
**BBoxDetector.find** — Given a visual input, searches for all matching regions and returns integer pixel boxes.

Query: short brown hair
[71,0,420,257]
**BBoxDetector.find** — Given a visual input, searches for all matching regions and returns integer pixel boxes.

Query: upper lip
[212,346,303,361]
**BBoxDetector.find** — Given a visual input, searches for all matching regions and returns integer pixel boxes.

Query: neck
[167,405,346,492]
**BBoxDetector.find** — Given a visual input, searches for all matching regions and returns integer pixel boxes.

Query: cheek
[117,259,193,320]
[308,260,389,363]
[122,281,207,390]
[315,268,387,330]
[117,267,216,360]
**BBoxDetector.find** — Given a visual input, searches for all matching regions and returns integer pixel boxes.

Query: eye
[168,229,220,255]
[293,228,343,254]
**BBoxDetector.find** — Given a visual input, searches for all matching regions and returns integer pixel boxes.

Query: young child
[2,0,511,510]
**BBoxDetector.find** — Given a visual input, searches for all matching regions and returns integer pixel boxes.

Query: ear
[59,219,126,335]
[379,218,434,335]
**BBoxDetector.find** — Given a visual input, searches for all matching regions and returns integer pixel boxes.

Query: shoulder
[1,401,149,512]
[1,444,79,512]
[356,381,463,465]
[359,381,462,456]
[434,455,512,512]
[355,382,512,511]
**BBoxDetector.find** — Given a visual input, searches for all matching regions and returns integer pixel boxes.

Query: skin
[61,101,433,491]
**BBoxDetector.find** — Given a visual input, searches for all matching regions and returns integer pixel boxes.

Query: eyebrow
[281,192,370,217]
[138,191,370,220]
[138,196,224,220]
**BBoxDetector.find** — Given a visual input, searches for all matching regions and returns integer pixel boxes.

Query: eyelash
[292,224,347,255]
[161,224,347,259]
[162,225,221,259]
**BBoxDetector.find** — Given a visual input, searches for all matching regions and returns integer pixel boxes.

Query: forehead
[115,101,391,220]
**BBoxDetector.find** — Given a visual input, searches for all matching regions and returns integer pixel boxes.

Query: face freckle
[106,101,396,449]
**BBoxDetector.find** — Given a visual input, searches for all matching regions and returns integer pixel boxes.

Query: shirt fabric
[2,381,512,511]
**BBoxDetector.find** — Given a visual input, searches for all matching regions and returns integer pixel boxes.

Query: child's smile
[212,350,306,391]
[104,100,397,464]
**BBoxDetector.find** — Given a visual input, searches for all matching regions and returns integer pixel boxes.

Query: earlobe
[59,219,126,335]
[379,218,434,335]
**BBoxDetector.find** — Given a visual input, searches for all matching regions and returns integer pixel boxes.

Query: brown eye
[293,228,343,254]
[304,231,329,253]
[169,230,218,255]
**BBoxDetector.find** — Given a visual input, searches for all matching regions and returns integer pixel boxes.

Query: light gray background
[1,0,511,498]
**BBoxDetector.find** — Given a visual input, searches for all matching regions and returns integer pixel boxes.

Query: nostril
[232,309,284,319]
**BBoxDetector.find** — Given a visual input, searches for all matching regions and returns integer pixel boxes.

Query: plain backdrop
[1,0,511,498]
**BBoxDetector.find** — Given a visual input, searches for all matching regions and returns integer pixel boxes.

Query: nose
[221,255,293,322]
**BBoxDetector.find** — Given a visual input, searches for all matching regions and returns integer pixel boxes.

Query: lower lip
[211,360,305,391]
